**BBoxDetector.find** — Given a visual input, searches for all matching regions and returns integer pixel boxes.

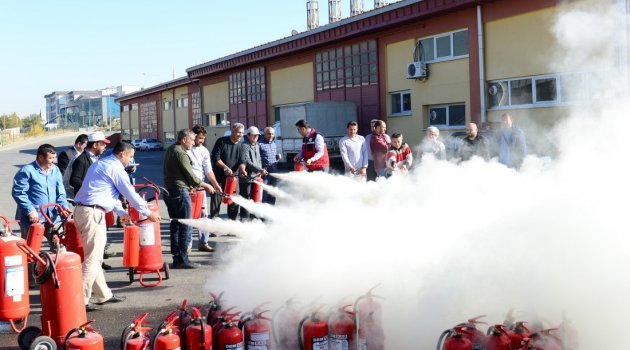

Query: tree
[22,114,42,130]
[0,113,22,129]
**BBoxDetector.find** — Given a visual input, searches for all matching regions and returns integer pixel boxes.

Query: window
[428,104,465,127]
[206,112,229,126]
[176,97,188,108]
[419,29,469,62]
[316,40,377,91]
[163,101,172,110]
[390,91,411,115]
[123,105,130,112]
[487,74,562,109]
[131,103,138,111]
[229,67,265,104]
[191,92,201,126]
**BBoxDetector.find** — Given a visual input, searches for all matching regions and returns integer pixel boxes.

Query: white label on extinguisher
[312,336,329,350]
[5,266,25,297]
[330,334,349,350]
[224,342,244,350]
[4,255,21,267]
[359,338,367,350]
[139,223,155,246]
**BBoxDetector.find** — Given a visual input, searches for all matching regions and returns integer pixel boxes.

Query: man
[12,144,69,241]
[188,125,222,253]
[458,122,489,161]
[73,141,160,312]
[67,131,109,196]
[497,113,527,169]
[419,126,446,160]
[57,134,88,175]
[259,126,281,205]
[386,133,413,176]
[339,121,367,177]
[362,119,391,181]
[211,123,245,221]
[369,120,390,178]
[239,126,268,220]
[163,129,216,269]
[293,119,329,172]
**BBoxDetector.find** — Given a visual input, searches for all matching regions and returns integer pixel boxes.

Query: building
[117,0,629,150]
[45,86,141,128]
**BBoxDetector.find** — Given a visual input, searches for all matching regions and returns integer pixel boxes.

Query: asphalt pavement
[0,132,230,349]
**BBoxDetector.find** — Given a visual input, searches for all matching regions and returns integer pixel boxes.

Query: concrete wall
[269,62,314,112]
[203,81,229,117]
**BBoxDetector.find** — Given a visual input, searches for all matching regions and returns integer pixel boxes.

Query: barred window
[316,40,377,91]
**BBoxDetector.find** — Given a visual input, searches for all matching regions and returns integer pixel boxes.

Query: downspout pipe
[477,5,487,124]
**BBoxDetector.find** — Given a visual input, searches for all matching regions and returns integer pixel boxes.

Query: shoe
[172,261,201,269]
[198,245,214,253]
[96,294,126,305]
[102,262,112,270]
[103,250,115,259]
[187,247,192,253]
[86,303,102,312]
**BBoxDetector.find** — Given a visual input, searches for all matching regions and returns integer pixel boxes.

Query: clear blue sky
[0,0,383,117]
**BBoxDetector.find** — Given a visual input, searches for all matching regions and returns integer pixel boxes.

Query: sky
[0,0,388,117]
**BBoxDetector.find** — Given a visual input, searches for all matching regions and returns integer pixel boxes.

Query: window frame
[315,39,377,92]
[487,73,563,110]
[427,103,466,129]
[418,29,469,63]
[390,90,412,117]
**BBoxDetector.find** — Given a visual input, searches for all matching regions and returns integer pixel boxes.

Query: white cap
[246,126,260,135]
[87,131,110,143]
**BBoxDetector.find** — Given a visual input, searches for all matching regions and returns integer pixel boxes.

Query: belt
[76,203,107,212]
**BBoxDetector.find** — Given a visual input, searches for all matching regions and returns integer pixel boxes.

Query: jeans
[164,188,192,264]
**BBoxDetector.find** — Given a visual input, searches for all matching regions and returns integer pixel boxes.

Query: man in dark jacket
[238,126,268,220]
[57,134,88,175]
[68,131,108,195]
[459,122,489,161]
[210,123,245,221]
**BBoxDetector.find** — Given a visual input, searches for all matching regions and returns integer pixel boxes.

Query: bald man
[459,122,489,161]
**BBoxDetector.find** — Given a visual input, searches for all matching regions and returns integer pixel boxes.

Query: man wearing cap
[73,141,160,311]
[163,129,216,269]
[293,119,330,173]
[210,123,245,221]
[239,126,268,220]
[64,131,109,197]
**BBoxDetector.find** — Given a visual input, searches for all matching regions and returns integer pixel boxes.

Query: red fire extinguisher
[213,309,240,344]
[0,215,29,333]
[216,317,244,350]
[190,189,205,219]
[153,316,181,350]
[207,291,225,328]
[39,203,85,261]
[298,310,328,350]
[250,176,264,203]
[529,329,562,350]
[242,309,272,349]
[353,284,384,328]
[272,299,300,350]
[506,321,531,350]
[486,324,511,350]
[105,211,115,227]
[457,315,487,350]
[16,241,87,349]
[185,307,212,350]
[328,305,355,350]
[25,222,45,254]
[357,311,385,350]
[121,312,152,350]
[64,320,104,350]
[223,176,238,205]
[123,224,140,268]
[293,162,305,172]
[437,326,476,350]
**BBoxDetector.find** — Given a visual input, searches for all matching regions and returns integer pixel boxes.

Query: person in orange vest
[293,119,330,172]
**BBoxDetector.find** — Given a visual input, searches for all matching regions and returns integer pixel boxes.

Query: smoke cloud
[190,1,630,347]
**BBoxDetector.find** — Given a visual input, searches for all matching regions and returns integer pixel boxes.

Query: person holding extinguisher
[238,126,268,220]
[73,141,160,312]
[293,119,330,173]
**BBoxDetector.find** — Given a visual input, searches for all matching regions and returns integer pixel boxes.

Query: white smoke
[191,1,630,348]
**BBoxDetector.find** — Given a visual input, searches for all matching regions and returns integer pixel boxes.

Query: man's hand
[306,159,312,166]
[202,182,215,194]
[120,214,132,225]
[293,155,300,163]
[260,169,269,177]
[147,212,160,222]
[28,211,39,223]
[359,168,367,176]
[224,167,234,177]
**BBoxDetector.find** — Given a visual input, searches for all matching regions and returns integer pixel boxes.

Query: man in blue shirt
[497,113,527,169]
[12,144,69,241]
[73,141,160,311]
[259,126,281,205]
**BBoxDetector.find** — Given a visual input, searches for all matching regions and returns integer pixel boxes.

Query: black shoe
[103,250,115,259]
[198,245,214,253]
[96,294,126,305]
[86,303,102,312]
[172,261,201,269]
[102,262,112,270]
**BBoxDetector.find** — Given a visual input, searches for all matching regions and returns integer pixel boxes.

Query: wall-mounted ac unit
[407,61,428,79]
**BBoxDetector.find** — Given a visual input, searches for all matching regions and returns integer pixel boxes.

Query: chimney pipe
[350,0,363,16]
[307,0,320,30]
[329,0,342,23]
[374,0,388,9]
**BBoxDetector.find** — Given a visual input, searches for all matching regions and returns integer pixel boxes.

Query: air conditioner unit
[407,61,428,79]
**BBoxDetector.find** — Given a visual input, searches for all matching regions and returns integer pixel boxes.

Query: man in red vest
[293,119,330,172]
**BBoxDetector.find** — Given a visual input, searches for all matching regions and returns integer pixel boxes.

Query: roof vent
[307,0,320,30]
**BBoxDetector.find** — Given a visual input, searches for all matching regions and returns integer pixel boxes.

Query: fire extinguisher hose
[297,315,309,350]
[33,251,60,288]
[436,329,452,350]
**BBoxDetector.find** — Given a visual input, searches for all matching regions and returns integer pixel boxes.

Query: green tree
[22,114,42,130]
[0,113,22,129]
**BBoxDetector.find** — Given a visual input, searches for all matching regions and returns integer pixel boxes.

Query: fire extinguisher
[529,329,562,350]
[242,309,272,350]
[272,299,300,350]
[214,309,241,344]
[485,324,511,350]
[123,224,140,268]
[357,311,385,350]
[207,291,225,328]
[216,316,244,350]
[437,326,475,350]
[328,305,355,350]
[40,203,84,261]
[105,211,115,227]
[185,307,212,350]
[153,316,181,350]
[190,189,205,219]
[64,320,104,350]
[353,284,384,328]
[506,321,530,350]
[455,315,487,350]
[293,162,305,172]
[25,222,45,254]
[223,176,238,205]
[0,215,29,333]
[298,310,328,350]
[250,176,264,203]
[121,312,152,350]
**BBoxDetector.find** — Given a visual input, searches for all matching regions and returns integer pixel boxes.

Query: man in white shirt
[339,121,368,177]
[188,125,222,252]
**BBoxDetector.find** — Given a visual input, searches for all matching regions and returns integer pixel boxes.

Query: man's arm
[308,134,326,162]
[69,154,87,192]
[339,138,352,171]
[57,150,70,175]
[12,168,37,221]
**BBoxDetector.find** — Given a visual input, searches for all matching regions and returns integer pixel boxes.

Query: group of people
[12,133,159,312]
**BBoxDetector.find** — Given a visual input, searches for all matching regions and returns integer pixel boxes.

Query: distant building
[44,86,141,128]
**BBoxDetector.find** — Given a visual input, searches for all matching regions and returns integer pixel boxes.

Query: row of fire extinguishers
[436,311,579,350]
[119,285,385,350]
